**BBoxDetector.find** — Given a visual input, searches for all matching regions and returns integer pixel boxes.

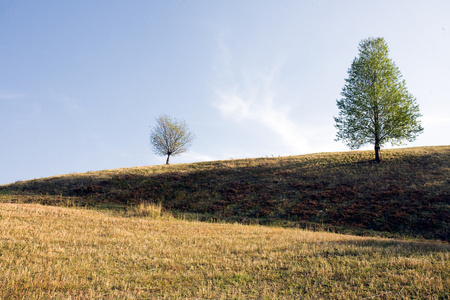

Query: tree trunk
[374,144,381,163]
[374,111,381,163]
[166,154,171,165]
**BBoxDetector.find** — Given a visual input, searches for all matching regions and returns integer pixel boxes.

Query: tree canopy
[334,37,423,162]
[150,115,195,164]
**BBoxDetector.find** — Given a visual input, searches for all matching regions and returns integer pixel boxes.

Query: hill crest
[1,146,449,241]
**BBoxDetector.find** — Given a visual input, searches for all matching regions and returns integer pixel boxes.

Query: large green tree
[150,115,195,164]
[334,37,423,162]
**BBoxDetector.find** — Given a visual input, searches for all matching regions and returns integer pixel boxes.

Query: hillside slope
[1,146,449,240]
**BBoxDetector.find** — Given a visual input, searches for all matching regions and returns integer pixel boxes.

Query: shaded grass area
[1,146,449,241]
[1,204,449,299]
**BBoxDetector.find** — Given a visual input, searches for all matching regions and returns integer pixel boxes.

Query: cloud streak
[0,90,26,100]
[212,33,310,153]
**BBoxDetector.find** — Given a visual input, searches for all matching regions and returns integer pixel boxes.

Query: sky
[1,0,449,184]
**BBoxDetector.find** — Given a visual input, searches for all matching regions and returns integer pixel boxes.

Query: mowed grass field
[1,203,449,299]
[1,146,449,298]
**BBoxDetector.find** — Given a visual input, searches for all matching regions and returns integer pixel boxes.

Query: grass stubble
[1,203,449,299]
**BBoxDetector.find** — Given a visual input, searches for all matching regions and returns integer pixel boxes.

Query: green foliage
[150,114,195,164]
[335,37,423,161]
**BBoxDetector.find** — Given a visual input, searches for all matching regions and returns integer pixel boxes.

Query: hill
[1,203,449,299]
[1,146,449,241]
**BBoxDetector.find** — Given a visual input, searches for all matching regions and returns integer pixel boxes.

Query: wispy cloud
[180,151,216,163]
[212,32,310,153]
[0,89,26,100]
[48,89,84,115]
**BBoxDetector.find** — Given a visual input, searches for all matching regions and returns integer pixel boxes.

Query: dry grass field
[1,146,449,298]
[1,203,449,299]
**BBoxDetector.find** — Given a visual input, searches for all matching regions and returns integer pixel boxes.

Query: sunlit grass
[125,201,165,218]
[1,203,448,299]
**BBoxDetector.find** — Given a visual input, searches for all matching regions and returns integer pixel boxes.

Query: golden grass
[126,202,165,218]
[1,203,448,299]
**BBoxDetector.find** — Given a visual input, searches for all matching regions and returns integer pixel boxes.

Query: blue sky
[1,0,449,184]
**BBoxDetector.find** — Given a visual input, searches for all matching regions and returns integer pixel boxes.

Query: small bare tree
[150,115,195,164]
